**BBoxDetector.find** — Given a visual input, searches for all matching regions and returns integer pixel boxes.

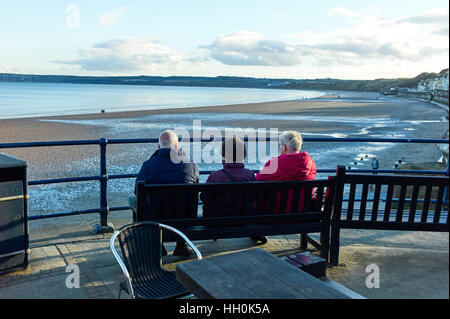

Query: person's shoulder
[242,167,256,178]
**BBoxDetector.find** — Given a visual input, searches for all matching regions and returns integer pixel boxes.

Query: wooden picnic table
[176,248,351,299]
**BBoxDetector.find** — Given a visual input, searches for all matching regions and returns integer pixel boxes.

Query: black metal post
[94,138,114,233]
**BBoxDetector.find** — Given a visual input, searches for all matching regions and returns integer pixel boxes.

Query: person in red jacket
[256,130,317,213]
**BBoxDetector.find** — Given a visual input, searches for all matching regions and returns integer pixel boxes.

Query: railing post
[94,138,114,234]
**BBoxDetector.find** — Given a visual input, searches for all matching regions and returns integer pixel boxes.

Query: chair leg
[117,287,122,299]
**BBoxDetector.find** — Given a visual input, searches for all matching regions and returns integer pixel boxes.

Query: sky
[0,0,448,80]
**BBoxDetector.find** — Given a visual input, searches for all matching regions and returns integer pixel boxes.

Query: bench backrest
[332,166,449,231]
[135,179,335,229]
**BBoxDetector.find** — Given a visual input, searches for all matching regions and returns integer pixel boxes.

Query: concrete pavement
[0,213,448,299]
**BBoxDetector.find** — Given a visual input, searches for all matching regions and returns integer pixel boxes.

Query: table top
[176,248,351,299]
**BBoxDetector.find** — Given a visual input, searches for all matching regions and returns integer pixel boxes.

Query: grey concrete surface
[0,213,448,299]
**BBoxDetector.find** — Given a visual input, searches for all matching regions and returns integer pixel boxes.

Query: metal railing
[1,137,448,233]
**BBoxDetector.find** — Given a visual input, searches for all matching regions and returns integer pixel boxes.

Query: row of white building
[417,70,449,93]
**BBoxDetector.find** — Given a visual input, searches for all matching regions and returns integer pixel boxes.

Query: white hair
[279,131,303,153]
[159,130,179,149]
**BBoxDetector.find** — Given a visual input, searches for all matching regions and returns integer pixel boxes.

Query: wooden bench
[135,179,335,260]
[329,165,449,265]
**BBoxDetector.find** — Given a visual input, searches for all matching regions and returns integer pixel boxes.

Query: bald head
[158,130,179,149]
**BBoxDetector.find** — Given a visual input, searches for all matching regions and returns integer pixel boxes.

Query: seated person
[200,136,266,244]
[129,130,199,257]
[256,130,317,212]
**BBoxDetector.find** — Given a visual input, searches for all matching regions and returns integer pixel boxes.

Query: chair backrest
[116,222,163,284]
[334,166,449,230]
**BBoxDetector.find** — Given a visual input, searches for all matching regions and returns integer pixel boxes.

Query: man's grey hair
[279,131,303,153]
[159,130,179,149]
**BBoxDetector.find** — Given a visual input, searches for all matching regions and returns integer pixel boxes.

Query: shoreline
[0,91,379,124]
[0,83,328,121]
[0,91,448,221]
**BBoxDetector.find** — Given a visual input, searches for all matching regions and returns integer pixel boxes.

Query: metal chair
[110,221,202,299]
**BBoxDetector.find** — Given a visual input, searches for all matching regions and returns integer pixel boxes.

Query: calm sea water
[0,82,324,119]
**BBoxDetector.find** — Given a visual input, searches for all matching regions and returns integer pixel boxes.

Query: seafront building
[417,70,449,94]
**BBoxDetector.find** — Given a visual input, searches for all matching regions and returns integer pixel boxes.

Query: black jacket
[135,148,199,193]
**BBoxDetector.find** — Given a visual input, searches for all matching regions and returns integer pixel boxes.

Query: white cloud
[327,6,358,17]
[97,6,127,26]
[282,6,449,67]
[54,37,182,72]
[207,31,302,66]
[53,37,207,73]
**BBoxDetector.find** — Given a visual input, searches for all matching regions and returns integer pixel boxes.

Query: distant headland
[0,68,448,93]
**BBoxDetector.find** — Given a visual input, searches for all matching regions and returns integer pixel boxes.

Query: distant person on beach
[256,130,317,213]
[371,157,379,174]
[129,130,199,257]
[200,137,264,243]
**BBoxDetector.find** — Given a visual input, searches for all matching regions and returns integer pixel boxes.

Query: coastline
[0,91,448,223]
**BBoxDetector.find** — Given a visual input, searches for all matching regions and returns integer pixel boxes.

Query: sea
[0,82,324,119]
[0,81,447,218]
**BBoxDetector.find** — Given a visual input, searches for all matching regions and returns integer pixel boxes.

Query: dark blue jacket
[135,148,199,193]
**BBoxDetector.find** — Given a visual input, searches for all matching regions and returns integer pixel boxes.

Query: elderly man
[255,130,317,226]
[130,130,199,257]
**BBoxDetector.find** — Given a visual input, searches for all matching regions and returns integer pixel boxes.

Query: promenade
[0,213,448,299]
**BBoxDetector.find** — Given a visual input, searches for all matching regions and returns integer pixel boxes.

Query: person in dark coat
[200,137,266,244]
[130,130,199,257]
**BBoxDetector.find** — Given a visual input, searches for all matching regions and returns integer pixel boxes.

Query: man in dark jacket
[130,130,199,257]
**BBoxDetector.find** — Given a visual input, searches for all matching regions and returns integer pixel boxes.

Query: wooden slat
[314,186,324,212]
[359,184,369,221]
[267,189,277,214]
[303,187,312,211]
[384,184,394,222]
[408,185,420,222]
[433,185,445,223]
[240,190,252,216]
[149,191,159,219]
[278,188,289,213]
[290,187,301,213]
[161,191,173,218]
[371,184,381,221]
[228,189,240,216]
[347,183,356,221]
[396,185,407,223]
[421,185,432,223]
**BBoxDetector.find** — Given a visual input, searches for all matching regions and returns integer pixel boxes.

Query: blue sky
[0,0,448,79]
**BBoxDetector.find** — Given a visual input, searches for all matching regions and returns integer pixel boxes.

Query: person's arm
[255,158,279,181]
[134,164,147,194]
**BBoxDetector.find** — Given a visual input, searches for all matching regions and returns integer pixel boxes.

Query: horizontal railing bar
[28,208,100,220]
[27,168,448,186]
[28,175,101,185]
[29,206,130,221]
[1,137,449,149]
[0,140,101,149]
[340,169,448,175]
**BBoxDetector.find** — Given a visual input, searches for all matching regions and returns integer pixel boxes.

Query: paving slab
[1,215,449,299]
[326,245,449,299]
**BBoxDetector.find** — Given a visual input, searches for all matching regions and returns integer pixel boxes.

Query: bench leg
[329,223,340,266]
[300,233,308,250]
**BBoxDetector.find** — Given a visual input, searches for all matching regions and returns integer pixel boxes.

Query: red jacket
[255,152,317,213]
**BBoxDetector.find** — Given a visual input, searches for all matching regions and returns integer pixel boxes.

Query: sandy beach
[0,90,448,221]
